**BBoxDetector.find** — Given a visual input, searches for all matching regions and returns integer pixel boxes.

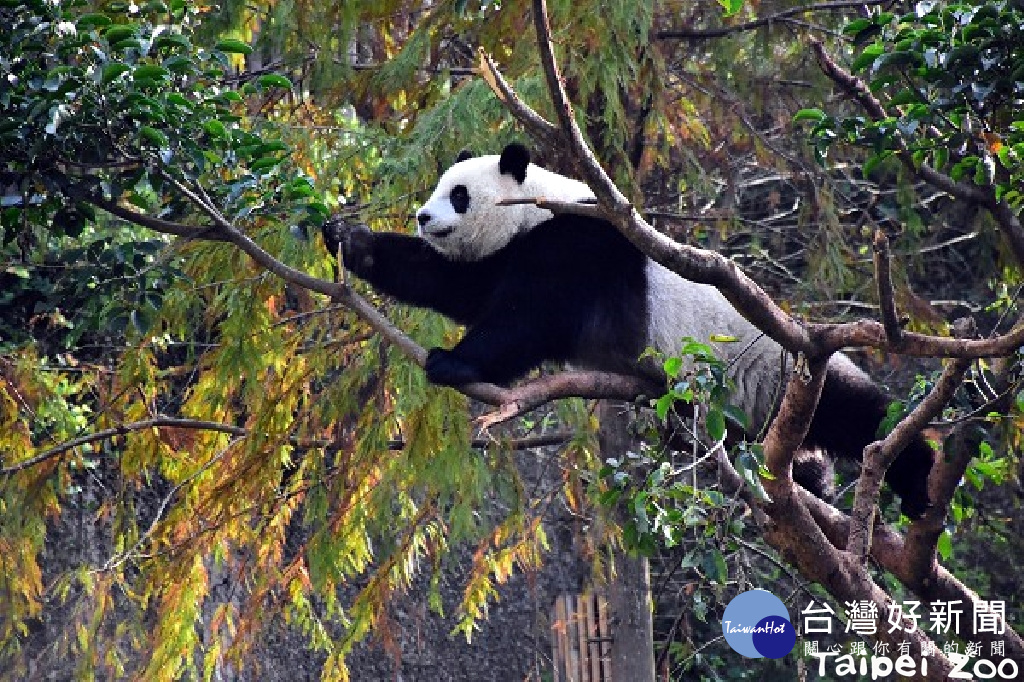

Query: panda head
[415,143,593,260]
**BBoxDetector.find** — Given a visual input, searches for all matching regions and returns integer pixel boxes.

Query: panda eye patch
[450,185,470,214]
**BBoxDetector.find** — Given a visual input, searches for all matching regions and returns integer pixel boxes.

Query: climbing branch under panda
[761,355,828,492]
[90,185,659,431]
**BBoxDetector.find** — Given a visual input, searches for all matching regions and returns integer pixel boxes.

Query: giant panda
[328,142,934,518]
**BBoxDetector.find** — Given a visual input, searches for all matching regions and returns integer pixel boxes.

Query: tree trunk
[598,401,656,682]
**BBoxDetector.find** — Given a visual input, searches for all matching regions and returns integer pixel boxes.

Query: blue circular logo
[722,590,795,659]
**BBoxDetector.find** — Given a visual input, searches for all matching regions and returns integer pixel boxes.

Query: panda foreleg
[338,225,496,323]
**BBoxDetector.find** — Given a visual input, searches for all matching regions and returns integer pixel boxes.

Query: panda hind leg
[425,311,563,387]
[884,433,935,519]
[808,358,935,519]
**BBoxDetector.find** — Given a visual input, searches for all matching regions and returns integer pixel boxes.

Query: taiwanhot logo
[722,589,796,659]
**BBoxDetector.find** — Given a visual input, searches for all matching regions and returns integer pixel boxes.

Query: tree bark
[598,401,656,682]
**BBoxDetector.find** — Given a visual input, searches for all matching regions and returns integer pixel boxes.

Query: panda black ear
[455,149,475,163]
[498,143,530,184]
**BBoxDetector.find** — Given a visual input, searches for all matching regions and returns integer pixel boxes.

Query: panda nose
[417,211,431,227]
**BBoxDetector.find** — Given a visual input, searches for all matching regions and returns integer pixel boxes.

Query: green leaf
[76,13,112,29]
[703,549,729,584]
[111,38,142,52]
[862,150,893,177]
[257,74,292,90]
[721,404,749,430]
[843,18,872,36]
[134,65,170,81]
[793,108,826,124]
[250,156,283,172]
[102,63,131,84]
[663,356,683,378]
[888,88,923,106]
[936,530,952,560]
[215,38,253,55]
[103,24,137,44]
[655,394,674,421]
[164,93,192,109]
[203,119,227,138]
[139,125,168,147]
[706,408,726,442]
[851,44,884,73]
[154,33,190,51]
[716,0,743,16]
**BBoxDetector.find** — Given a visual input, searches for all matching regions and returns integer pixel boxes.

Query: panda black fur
[329,143,934,518]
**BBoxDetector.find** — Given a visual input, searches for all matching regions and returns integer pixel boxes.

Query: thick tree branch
[517,0,820,358]
[906,355,1016,580]
[475,372,659,429]
[87,195,231,241]
[476,49,562,153]
[762,355,828,490]
[803,488,1024,662]
[818,317,1024,358]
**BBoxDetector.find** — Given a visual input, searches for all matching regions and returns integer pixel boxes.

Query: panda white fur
[330,143,933,517]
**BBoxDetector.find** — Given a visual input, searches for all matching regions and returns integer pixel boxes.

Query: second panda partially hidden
[333,143,934,518]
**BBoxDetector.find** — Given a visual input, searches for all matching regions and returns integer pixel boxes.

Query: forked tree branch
[847,357,970,562]
[802,487,1024,660]
[480,35,1024,363]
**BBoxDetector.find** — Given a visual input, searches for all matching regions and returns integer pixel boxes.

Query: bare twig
[872,230,903,344]
[655,0,889,40]
[0,417,578,476]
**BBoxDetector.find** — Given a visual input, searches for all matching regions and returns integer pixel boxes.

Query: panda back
[643,259,793,431]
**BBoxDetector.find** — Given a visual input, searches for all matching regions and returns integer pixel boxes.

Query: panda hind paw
[896,484,932,520]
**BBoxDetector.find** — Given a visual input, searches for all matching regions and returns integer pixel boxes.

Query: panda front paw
[321,218,376,275]
[425,348,483,386]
